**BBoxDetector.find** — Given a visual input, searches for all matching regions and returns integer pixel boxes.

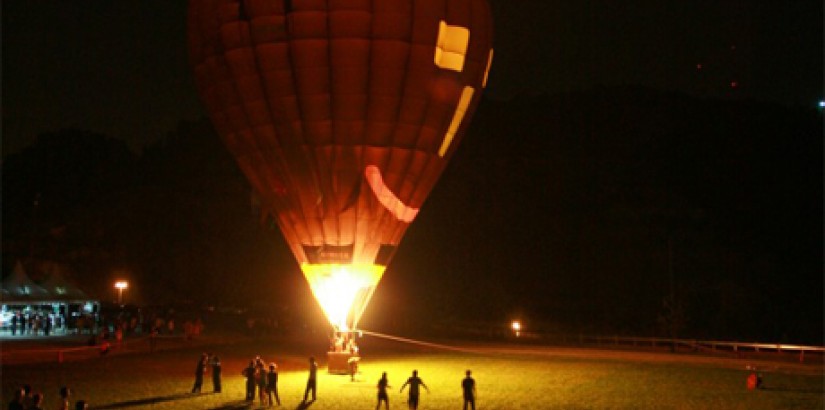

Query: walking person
[191,353,208,393]
[302,356,318,402]
[376,372,391,410]
[462,370,476,410]
[400,370,429,410]
[211,355,222,393]
[267,363,281,406]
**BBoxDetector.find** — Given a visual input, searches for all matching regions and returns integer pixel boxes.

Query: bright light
[114,280,129,304]
[511,320,521,331]
[818,100,824,109]
[301,264,385,331]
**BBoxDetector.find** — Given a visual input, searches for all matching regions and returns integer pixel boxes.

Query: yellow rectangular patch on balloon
[434,20,470,72]
[439,86,475,157]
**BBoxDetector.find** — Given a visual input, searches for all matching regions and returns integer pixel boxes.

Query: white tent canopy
[1,261,49,302]
[1,260,91,303]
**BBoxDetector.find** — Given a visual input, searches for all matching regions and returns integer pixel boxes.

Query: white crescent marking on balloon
[365,165,419,223]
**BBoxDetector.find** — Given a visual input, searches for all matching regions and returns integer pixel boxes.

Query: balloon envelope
[188,0,493,330]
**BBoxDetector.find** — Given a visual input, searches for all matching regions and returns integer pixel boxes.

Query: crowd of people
[188,351,478,410]
[6,311,68,337]
[240,354,283,406]
[6,385,87,410]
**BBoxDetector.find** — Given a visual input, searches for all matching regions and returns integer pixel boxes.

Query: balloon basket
[327,351,358,375]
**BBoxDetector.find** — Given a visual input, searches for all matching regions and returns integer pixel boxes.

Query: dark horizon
[3,87,822,344]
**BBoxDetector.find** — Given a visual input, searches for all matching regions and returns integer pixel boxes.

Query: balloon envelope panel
[188,0,493,329]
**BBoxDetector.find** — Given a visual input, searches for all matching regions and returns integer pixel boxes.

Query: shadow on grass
[207,400,253,410]
[295,398,316,409]
[94,392,217,409]
[762,386,824,394]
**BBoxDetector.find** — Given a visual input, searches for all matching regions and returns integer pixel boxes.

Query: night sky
[3,1,822,155]
[1,1,823,342]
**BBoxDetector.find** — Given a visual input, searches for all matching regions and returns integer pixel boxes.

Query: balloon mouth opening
[300,263,385,331]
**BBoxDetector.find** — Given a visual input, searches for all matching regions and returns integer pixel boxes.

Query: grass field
[2,333,822,410]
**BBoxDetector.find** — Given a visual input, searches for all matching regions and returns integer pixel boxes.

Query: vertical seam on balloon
[222,10,265,206]
[386,0,416,153]
[244,1,305,254]
[283,1,323,255]
[390,0,451,245]
[250,3,299,243]
[369,0,416,257]
[323,0,337,247]
[357,0,376,261]
[366,2,400,260]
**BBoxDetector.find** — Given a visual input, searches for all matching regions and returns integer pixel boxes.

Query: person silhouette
[191,353,208,393]
[376,372,391,410]
[7,386,24,410]
[211,355,222,392]
[400,370,429,410]
[58,386,71,410]
[302,356,318,402]
[462,370,476,410]
[267,363,281,406]
[243,361,256,401]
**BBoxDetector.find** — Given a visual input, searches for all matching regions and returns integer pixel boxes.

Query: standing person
[266,363,281,406]
[22,384,33,408]
[7,386,24,410]
[256,360,268,406]
[44,315,52,336]
[242,361,256,401]
[11,312,18,336]
[191,353,208,393]
[462,370,476,410]
[302,356,318,402]
[348,356,360,382]
[376,372,391,410]
[149,327,158,352]
[400,370,429,410]
[27,393,44,410]
[57,386,72,410]
[211,355,222,393]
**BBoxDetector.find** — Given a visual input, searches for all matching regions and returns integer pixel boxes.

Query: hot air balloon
[187,0,493,336]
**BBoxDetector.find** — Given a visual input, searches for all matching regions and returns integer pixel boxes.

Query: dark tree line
[3,87,822,343]
[376,87,822,344]
[2,121,299,310]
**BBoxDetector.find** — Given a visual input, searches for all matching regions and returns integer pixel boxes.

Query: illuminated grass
[1,336,822,410]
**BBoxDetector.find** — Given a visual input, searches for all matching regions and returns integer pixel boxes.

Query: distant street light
[115,281,129,305]
[511,320,522,337]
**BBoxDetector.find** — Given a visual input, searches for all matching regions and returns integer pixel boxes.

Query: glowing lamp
[114,280,128,304]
